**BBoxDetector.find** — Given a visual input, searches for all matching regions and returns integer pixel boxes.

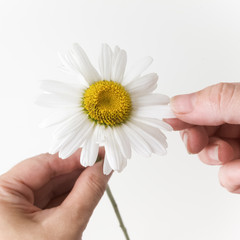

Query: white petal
[58,121,94,159]
[52,113,86,139]
[122,124,152,157]
[123,56,153,84]
[132,94,170,107]
[105,128,126,171]
[134,105,175,119]
[124,73,158,96]
[36,93,80,108]
[39,109,80,128]
[130,120,168,155]
[113,46,120,59]
[113,126,131,159]
[58,52,78,75]
[49,131,77,155]
[80,137,99,167]
[111,48,127,83]
[95,124,107,144]
[103,153,112,175]
[40,80,83,97]
[63,43,101,85]
[99,44,112,81]
[131,116,173,131]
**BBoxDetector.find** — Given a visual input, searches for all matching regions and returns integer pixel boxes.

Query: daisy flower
[37,43,174,174]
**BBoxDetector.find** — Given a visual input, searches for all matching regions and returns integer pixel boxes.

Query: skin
[0,148,111,240]
[1,82,240,238]
[166,82,240,194]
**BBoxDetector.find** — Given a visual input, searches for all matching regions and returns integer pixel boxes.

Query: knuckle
[208,82,237,112]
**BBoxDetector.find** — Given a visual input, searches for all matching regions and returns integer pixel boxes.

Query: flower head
[37,43,174,174]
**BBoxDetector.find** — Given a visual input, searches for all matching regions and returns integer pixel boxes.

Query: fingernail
[171,93,195,114]
[207,145,220,163]
[182,131,191,154]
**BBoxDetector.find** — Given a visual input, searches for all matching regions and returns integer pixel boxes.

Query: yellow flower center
[82,80,132,126]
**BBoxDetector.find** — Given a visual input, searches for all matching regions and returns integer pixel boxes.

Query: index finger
[1,149,84,192]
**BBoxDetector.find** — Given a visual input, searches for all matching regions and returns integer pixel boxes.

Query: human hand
[166,83,240,193]
[0,149,111,240]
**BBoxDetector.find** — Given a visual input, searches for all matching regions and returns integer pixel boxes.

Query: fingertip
[218,160,240,193]
[170,93,195,115]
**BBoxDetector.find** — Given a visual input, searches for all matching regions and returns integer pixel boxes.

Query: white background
[0,0,240,239]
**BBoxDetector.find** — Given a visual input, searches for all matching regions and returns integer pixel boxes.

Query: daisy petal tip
[144,56,153,66]
[80,157,89,168]
[72,42,81,49]
[48,149,58,155]
[103,170,112,175]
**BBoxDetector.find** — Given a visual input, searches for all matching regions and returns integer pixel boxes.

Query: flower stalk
[106,184,130,240]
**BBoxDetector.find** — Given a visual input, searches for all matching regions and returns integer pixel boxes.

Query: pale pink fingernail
[171,93,196,114]
[207,145,220,163]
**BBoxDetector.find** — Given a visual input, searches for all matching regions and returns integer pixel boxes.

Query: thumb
[171,82,240,126]
[58,161,111,231]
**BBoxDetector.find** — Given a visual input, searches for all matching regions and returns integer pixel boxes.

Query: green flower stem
[106,184,130,240]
